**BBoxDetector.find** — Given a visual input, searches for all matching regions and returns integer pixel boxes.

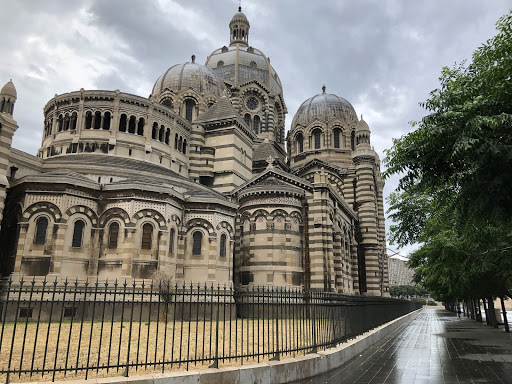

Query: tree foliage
[384,11,512,303]
[389,284,427,299]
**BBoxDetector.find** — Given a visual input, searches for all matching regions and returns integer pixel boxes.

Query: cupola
[355,115,371,147]
[229,7,250,46]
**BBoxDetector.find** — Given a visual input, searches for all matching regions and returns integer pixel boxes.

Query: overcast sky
[1,0,510,257]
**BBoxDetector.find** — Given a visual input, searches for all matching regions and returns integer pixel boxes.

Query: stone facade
[388,255,415,286]
[0,8,388,295]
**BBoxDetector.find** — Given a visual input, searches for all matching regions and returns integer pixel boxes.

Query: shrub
[411,298,426,305]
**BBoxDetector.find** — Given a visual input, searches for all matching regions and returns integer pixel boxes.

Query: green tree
[384,11,512,319]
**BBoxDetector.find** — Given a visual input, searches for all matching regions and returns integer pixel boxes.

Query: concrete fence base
[34,308,422,384]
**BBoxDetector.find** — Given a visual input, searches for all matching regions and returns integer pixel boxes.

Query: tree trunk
[474,298,482,322]
[469,298,475,320]
[487,297,498,328]
[483,298,490,325]
[500,297,509,333]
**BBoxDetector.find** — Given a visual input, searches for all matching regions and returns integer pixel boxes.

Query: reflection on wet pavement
[291,308,512,384]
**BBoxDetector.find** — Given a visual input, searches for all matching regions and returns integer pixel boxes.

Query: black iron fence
[0,277,421,382]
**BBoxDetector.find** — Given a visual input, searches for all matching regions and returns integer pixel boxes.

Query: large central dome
[205,46,283,93]
[292,90,358,128]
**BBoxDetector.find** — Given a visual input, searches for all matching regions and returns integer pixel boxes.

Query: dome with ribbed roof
[1,79,17,100]
[205,45,283,93]
[292,87,358,128]
[230,9,249,25]
[151,57,225,101]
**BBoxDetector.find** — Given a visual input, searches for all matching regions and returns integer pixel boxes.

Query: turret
[0,79,19,229]
[355,115,371,148]
[0,79,17,115]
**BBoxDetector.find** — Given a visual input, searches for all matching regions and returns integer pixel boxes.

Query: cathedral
[0,8,388,295]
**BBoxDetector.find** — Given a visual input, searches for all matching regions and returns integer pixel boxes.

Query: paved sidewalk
[291,308,512,384]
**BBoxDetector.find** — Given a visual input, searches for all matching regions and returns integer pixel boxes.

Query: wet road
[291,308,512,384]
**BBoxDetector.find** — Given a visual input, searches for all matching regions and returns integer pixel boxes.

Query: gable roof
[231,166,313,197]
[292,158,348,177]
[252,140,282,162]
[194,95,246,127]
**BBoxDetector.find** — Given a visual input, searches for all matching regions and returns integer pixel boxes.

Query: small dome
[355,115,370,132]
[1,79,17,100]
[230,8,249,26]
[151,58,225,101]
[292,88,358,128]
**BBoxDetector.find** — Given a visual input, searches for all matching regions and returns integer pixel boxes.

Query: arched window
[128,116,136,134]
[192,231,202,256]
[94,111,102,129]
[333,128,341,148]
[108,222,119,249]
[159,125,165,142]
[72,220,85,248]
[178,137,183,152]
[137,118,144,135]
[169,228,175,253]
[174,133,179,149]
[57,114,64,131]
[71,112,78,130]
[183,139,187,155]
[351,131,355,151]
[119,114,127,132]
[103,111,111,130]
[253,115,260,134]
[185,99,195,122]
[312,128,321,149]
[34,217,48,245]
[85,112,93,129]
[162,98,173,109]
[165,129,170,144]
[244,114,251,129]
[220,234,227,257]
[152,122,158,139]
[63,113,70,131]
[296,133,304,153]
[141,223,153,250]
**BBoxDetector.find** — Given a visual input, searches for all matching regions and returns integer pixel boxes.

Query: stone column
[12,222,28,274]
[353,154,380,296]
[207,235,217,281]
[121,228,136,277]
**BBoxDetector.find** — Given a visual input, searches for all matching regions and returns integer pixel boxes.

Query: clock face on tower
[246,96,259,111]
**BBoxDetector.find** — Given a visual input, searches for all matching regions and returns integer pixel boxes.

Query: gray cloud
[1,0,509,256]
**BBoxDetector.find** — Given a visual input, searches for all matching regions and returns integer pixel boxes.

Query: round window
[246,96,259,111]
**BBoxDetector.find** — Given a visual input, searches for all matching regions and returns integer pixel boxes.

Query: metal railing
[0,277,421,382]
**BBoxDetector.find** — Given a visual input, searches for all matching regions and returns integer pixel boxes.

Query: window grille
[141,223,153,250]
[220,234,227,257]
[192,231,202,256]
[72,220,85,248]
[34,217,48,245]
[108,222,119,249]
